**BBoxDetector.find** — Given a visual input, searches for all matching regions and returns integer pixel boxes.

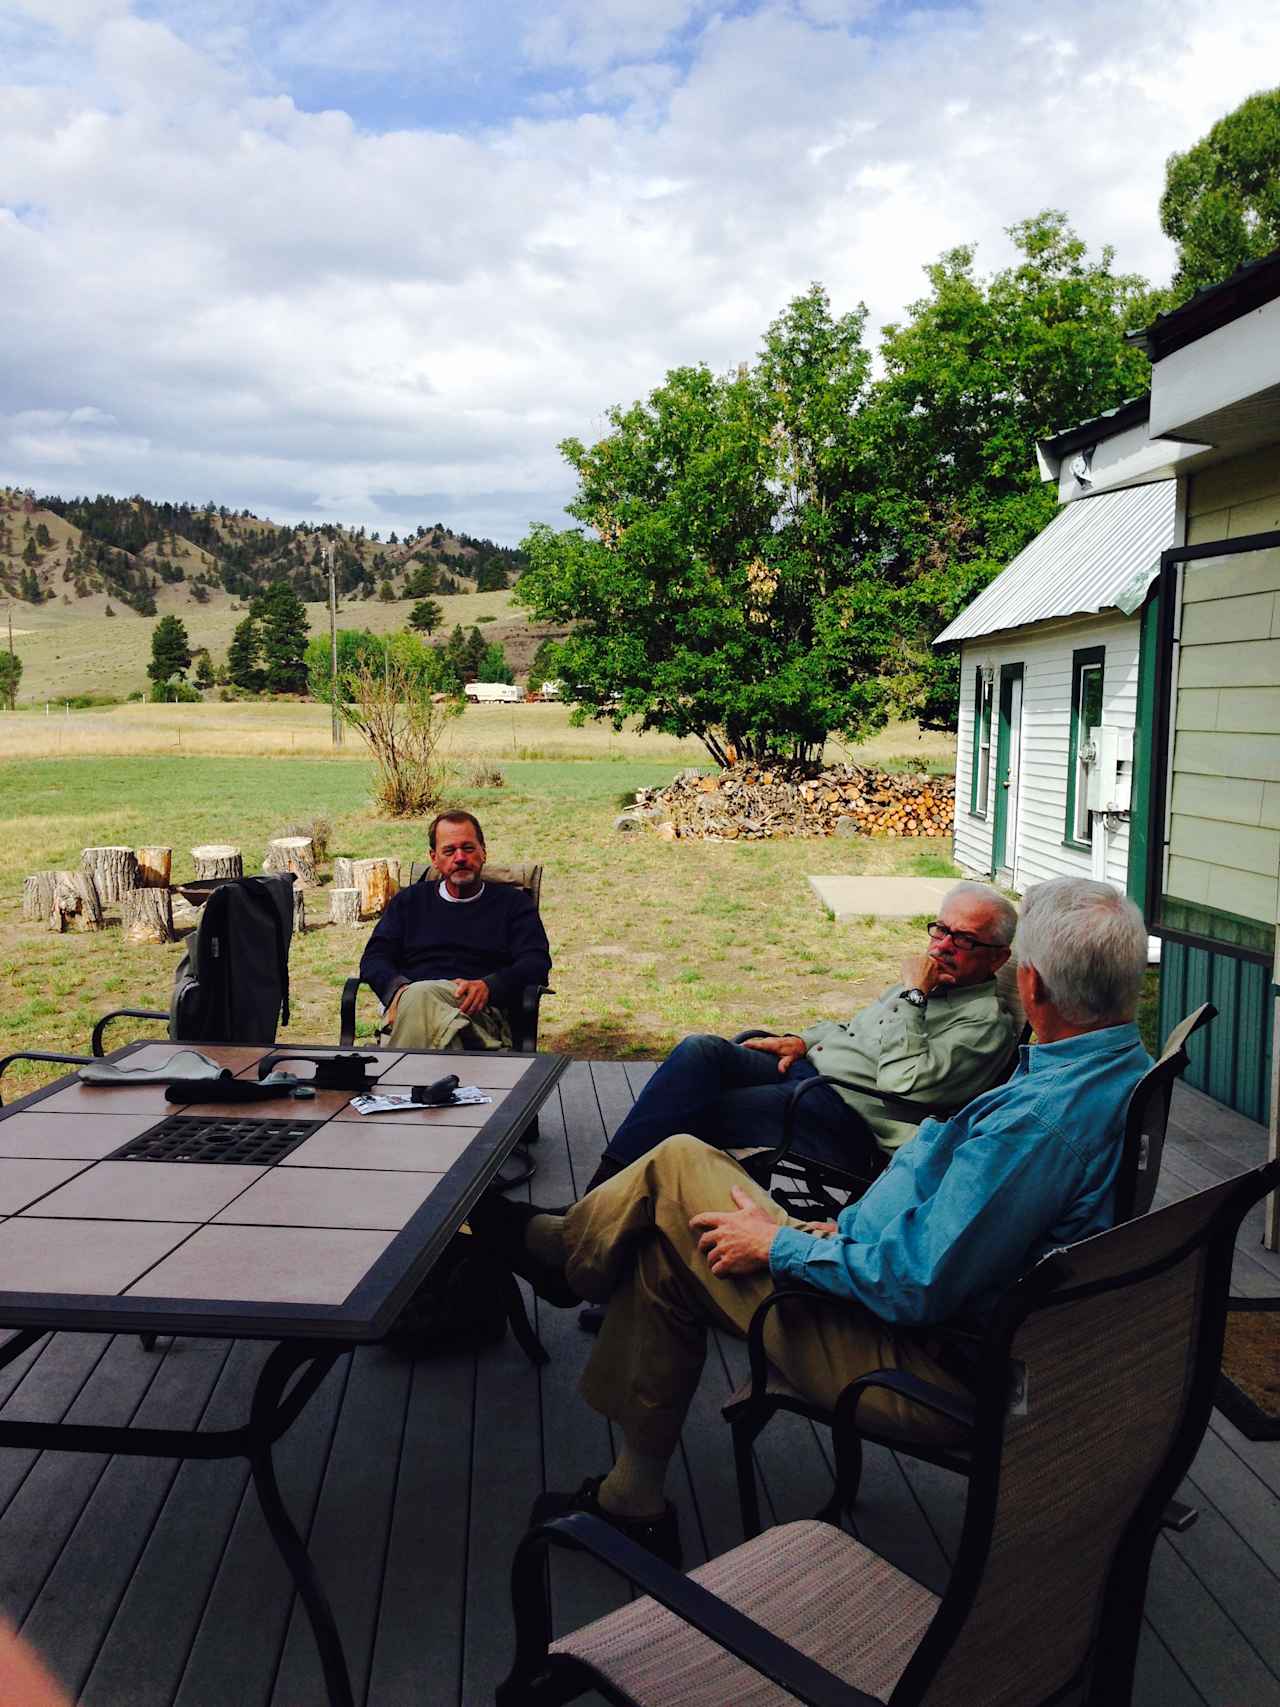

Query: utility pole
[327,539,342,747]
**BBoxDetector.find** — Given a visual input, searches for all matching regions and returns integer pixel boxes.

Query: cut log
[22,871,58,923]
[264,837,318,885]
[171,893,203,931]
[383,857,401,889]
[81,846,139,902]
[192,845,243,881]
[329,886,361,926]
[122,886,175,944]
[292,883,306,936]
[52,869,103,932]
[333,857,355,890]
[135,846,172,888]
[352,858,394,918]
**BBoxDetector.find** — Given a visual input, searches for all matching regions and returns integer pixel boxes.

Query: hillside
[0,487,549,702]
[0,488,525,619]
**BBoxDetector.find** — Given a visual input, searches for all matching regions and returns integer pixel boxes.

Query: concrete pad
[808,875,956,921]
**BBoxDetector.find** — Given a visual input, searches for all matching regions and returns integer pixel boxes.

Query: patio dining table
[0,1039,566,1707]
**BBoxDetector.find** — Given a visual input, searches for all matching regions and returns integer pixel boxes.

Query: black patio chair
[0,874,298,1104]
[498,1158,1276,1707]
[723,1003,1218,1540]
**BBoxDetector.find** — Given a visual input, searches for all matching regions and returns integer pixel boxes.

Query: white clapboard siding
[953,613,1139,895]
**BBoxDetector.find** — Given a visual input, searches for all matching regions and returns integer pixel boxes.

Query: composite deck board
[0,1057,1272,1704]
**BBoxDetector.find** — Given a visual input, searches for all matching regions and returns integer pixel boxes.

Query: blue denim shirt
[769,1024,1152,1325]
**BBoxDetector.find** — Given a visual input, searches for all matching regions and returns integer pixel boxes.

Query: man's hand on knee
[741,1034,807,1075]
[453,977,491,1016]
[690,1187,780,1277]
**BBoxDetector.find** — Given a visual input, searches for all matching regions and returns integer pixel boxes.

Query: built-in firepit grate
[108,1115,323,1166]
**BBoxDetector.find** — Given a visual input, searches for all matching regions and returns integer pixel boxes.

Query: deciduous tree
[1161,87,1280,301]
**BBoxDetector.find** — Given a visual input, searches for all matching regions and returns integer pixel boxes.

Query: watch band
[901,987,928,1009]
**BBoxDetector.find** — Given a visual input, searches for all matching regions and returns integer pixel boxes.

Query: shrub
[466,762,506,789]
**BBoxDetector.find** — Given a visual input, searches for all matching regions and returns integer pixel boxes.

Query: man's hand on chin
[690,1188,780,1277]
[901,952,947,994]
[453,977,491,1016]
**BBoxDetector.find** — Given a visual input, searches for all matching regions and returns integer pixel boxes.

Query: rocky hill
[0,487,525,620]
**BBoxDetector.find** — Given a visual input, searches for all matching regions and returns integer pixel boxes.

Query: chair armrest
[339,977,363,1048]
[744,1286,835,1401]
[512,983,554,1053]
[91,1008,168,1057]
[835,1369,976,1434]
[508,1512,882,1707]
[0,1050,96,1108]
[732,1028,778,1044]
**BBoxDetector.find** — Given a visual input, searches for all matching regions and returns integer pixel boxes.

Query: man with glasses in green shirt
[580,882,1020,1194]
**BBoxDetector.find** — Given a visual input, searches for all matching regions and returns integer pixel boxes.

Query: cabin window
[970,666,993,818]
[1065,647,1105,847]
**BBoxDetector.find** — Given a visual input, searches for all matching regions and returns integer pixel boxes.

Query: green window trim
[1064,646,1105,850]
[970,666,993,818]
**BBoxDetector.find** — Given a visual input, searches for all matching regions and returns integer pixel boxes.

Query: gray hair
[942,882,1019,947]
[1014,877,1148,1024]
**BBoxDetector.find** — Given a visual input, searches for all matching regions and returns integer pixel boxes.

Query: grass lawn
[0,748,961,1097]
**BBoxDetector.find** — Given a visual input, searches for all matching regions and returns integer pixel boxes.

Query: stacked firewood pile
[620,762,954,841]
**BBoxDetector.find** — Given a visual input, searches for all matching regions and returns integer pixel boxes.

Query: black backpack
[171,875,295,1044]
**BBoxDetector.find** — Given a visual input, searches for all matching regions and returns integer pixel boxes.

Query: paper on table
[350,1088,494,1115]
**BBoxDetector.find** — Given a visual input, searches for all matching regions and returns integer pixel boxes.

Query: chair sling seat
[550,1518,938,1707]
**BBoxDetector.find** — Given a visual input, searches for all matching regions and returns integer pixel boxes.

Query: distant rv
[463,681,523,704]
[538,679,563,701]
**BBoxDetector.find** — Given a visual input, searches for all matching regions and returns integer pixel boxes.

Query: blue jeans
[606,1033,874,1171]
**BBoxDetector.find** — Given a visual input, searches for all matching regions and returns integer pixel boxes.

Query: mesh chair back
[1115,1003,1215,1223]
[409,861,543,910]
[898,1165,1271,1707]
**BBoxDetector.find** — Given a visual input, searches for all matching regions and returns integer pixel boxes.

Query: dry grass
[0,750,959,1097]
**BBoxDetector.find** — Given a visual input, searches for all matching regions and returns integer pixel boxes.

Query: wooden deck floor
[0,1062,1276,1706]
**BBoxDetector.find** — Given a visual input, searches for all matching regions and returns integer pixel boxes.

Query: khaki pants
[387,980,512,1052]
[564,1134,967,1458]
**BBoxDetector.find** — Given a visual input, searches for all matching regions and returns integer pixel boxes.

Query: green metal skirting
[1158,941,1274,1124]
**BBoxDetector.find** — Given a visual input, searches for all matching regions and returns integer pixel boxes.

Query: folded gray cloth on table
[77,1050,230,1085]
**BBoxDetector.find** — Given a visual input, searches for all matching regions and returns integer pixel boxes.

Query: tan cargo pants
[564,1134,967,1458]
[387,979,512,1052]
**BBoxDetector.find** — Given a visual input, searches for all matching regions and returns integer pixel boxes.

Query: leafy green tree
[226,616,264,691]
[249,581,310,693]
[518,285,875,763]
[147,613,192,685]
[1161,87,1280,301]
[0,649,22,710]
[526,637,559,696]
[847,212,1157,726]
[478,640,513,683]
[408,597,444,635]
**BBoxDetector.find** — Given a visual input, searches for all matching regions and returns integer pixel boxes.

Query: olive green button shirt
[800,980,1018,1152]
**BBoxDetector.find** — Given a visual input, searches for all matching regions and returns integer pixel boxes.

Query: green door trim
[992,663,1023,876]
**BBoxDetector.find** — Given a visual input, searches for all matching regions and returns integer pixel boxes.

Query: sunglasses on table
[926,921,1003,952]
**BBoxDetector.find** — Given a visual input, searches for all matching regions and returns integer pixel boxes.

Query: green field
[0,744,960,1097]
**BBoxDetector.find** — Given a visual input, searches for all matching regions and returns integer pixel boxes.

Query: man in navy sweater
[358,811,551,1051]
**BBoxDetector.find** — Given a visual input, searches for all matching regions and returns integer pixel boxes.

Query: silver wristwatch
[901,987,928,1009]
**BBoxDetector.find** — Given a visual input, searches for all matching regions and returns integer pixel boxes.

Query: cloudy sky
[2,0,1276,544]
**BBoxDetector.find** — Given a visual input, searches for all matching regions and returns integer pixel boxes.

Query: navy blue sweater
[359,880,551,1009]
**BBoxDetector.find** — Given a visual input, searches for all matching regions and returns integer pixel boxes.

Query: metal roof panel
[934,480,1175,645]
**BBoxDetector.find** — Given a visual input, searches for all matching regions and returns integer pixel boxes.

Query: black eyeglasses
[927,921,1002,952]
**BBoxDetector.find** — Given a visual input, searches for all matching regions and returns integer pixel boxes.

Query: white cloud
[2,0,1278,542]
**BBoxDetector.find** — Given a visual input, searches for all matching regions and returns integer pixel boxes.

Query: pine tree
[226,616,264,690]
[0,649,22,710]
[22,537,38,566]
[463,626,487,680]
[250,581,310,693]
[408,598,444,635]
[147,614,193,685]
[193,648,215,688]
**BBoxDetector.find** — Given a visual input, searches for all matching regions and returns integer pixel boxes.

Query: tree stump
[192,845,243,881]
[123,886,175,944]
[329,887,361,926]
[52,869,103,932]
[81,846,139,903]
[333,857,355,890]
[384,857,401,889]
[135,846,172,888]
[352,858,394,917]
[22,871,58,923]
[171,893,203,931]
[264,837,318,885]
[292,884,306,936]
